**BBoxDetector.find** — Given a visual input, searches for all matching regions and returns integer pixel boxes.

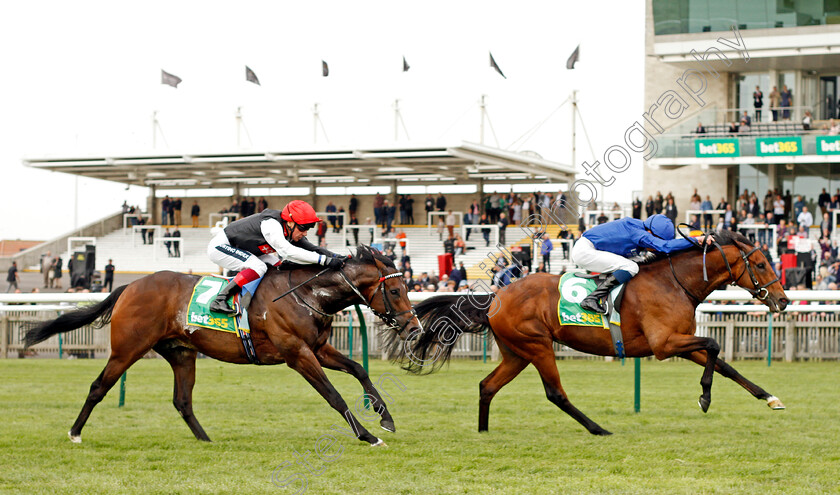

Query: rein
[671,225,780,303]
[272,261,417,332]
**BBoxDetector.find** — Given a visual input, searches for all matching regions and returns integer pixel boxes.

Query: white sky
[0,0,645,240]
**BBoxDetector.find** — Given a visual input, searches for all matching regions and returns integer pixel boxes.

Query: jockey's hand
[695,235,714,245]
[326,257,345,270]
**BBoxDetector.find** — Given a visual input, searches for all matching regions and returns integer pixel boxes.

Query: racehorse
[25,245,419,446]
[393,230,789,435]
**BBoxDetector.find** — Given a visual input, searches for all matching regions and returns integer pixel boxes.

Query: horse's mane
[635,229,755,266]
[352,244,397,269]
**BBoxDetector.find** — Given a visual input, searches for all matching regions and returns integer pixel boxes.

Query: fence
[3,290,840,361]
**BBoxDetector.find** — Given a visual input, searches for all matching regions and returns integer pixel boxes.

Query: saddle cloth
[557,272,627,358]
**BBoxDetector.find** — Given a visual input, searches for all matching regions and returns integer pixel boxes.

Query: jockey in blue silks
[571,214,695,314]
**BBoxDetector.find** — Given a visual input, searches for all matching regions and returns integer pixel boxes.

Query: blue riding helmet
[643,214,675,240]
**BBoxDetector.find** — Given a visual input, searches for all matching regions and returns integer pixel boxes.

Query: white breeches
[207,231,278,277]
[571,237,639,276]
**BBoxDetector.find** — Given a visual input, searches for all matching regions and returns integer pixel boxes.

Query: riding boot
[209,279,242,315]
[580,274,621,315]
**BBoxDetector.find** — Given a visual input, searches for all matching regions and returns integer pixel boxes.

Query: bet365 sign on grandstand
[695,138,740,157]
[816,136,840,155]
[756,137,802,156]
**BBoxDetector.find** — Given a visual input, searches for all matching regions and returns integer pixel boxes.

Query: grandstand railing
[3,290,840,361]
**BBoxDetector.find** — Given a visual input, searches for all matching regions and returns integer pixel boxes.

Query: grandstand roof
[24,141,576,189]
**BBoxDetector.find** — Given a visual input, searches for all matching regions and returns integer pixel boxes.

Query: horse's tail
[24,285,129,348]
[388,293,496,375]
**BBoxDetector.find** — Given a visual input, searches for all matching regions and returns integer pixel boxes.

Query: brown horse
[395,230,789,435]
[25,245,420,446]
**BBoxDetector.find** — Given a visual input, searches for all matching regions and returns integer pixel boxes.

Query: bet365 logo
[697,142,736,155]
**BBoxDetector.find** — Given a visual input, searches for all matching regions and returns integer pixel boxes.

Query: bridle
[338,268,417,334]
[670,229,779,303]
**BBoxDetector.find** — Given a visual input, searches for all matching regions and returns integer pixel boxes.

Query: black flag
[161,69,182,88]
[489,52,506,79]
[245,66,260,85]
[566,45,580,69]
[322,60,329,77]
[403,56,410,72]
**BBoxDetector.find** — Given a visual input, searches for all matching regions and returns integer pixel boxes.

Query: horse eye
[390,289,400,296]
[757,262,766,269]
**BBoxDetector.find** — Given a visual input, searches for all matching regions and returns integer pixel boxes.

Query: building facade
[643,0,840,220]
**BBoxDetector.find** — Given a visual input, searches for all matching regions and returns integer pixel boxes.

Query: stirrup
[580,297,607,315]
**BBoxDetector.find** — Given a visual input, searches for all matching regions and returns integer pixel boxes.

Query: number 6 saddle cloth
[557,272,628,358]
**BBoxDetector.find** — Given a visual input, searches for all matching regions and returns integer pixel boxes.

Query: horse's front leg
[316,343,397,433]
[680,351,785,410]
[652,333,720,413]
[287,347,385,446]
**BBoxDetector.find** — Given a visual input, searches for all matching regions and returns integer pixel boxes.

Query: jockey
[571,214,696,314]
[207,200,345,314]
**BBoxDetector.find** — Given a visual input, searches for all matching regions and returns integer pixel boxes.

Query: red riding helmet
[280,200,321,228]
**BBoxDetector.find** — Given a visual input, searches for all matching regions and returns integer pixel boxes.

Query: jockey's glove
[326,257,345,270]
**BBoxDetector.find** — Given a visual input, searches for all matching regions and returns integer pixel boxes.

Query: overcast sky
[0,0,645,240]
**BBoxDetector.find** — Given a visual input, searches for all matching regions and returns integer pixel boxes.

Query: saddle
[557,272,628,358]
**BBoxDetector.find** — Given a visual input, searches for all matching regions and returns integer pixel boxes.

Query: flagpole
[394,99,400,141]
[152,111,157,149]
[571,91,576,172]
[313,103,319,144]
[479,95,486,145]
[236,107,242,147]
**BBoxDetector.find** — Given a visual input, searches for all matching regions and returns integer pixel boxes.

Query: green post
[767,312,773,367]
[118,372,127,408]
[482,330,487,363]
[347,309,354,360]
[634,358,641,413]
[58,333,63,360]
[354,305,370,409]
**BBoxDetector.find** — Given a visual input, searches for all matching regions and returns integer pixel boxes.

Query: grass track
[0,358,838,494]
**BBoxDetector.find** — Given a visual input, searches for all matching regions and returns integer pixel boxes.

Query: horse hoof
[380,419,396,433]
[68,432,82,444]
[370,438,388,448]
[698,396,711,413]
[766,396,785,410]
[592,429,613,436]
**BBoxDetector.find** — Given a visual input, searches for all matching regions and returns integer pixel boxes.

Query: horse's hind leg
[530,348,612,436]
[681,352,785,410]
[316,343,397,433]
[478,341,528,432]
[68,350,148,443]
[154,342,211,441]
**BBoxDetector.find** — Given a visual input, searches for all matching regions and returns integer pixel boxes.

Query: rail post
[766,312,773,367]
[347,309,354,360]
[634,358,641,413]
[0,314,7,359]
[118,372,127,408]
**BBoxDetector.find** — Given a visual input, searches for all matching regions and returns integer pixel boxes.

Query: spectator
[654,192,663,214]
[172,228,181,257]
[700,195,713,230]
[597,212,608,225]
[445,210,456,239]
[385,200,396,233]
[404,194,415,224]
[769,86,780,122]
[738,119,750,133]
[541,234,553,273]
[443,236,455,259]
[348,215,359,246]
[162,195,171,225]
[373,193,384,227]
[664,197,678,224]
[826,118,840,136]
[793,195,806,220]
[326,201,338,232]
[644,196,654,218]
[741,111,751,127]
[802,110,812,130]
[104,259,115,292]
[694,122,706,134]
[458,262,467,282]
[797,206,813,230]
[780,84,792,120]
[257,196,268,213]
[163,228,173,256]
[454,234,466,256]
[173,198,183,225]
[316,220,327,246]
[191,200,200,228]
[402,271,414,288]
[337,206,345,233]
[365,217,374,244]
[53,256,63,289]
[449,266,463,287]
[753,85,763,121]
[498,212,509,246]
[536,261,547,273]
[417,272,430,287]
[437,274,450,291]
[819,188,831,216]
[436,192,447,212]
[41,251,52,288]
[6,261,19,292]
[820,212,832,236]
[632,197,642,219]
[773,194,785,224]
[424,194,434,219]
[480,213,491,247]
[728,121,739,133]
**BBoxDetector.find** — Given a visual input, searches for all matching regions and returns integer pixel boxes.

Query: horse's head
[345,245,422,339]
[713,231,789,312]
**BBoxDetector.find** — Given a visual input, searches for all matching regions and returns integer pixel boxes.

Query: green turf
[0,358,838,494]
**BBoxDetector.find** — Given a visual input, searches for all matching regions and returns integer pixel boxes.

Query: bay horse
[25,245,419,446]
[393,230,789,435]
